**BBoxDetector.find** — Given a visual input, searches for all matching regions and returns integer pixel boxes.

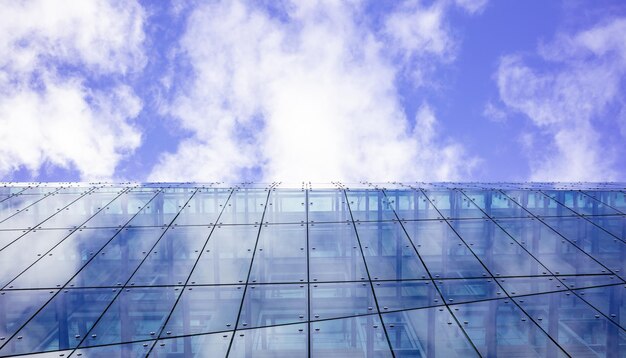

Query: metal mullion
[146,187,235,356]
[2,187,133,290]
[0,185,161,352]
[342,188,396,358]
[305,188,311,358]
[64,188,200,357]
[378,188,482,357]
[419,188,572,357]
[224,184,274,357]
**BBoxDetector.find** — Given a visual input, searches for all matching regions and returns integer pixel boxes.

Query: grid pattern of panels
[0,182,625,357]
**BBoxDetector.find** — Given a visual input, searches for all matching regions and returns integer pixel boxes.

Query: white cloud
[0,0,146,180]
[496,18,626,181]
[150,0,477,182]
[454,0,488,15]
[383,1,455,61]
[483,100,507,123]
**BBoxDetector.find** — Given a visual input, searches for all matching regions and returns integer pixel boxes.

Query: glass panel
[435,278,501,304]
[346,190,397,222]
[265,190,306,224]
[161,285,243,337]
[463,190,526,218]
[0,289,57,340]
[451,298,568,357]
[355,222,429,280]
[172,189,231,226]
[424,190,484,219]
[0,193,83,230]
[74,340,154,356]
[38,192,123,229]
[189,225,258,285]
[542,217,626,275]
[238,283,307,329]
[0,229,71,288]
[450,219,552,277]
[385,189,441,220]
[249,224,307,284]
[229,324,307,358]
[497,219,609,275]
[150,332,231,357]
[129,226,211,286]
[583,190,626,214]
[0,194,50,222]
[0,289,117,355]
[575,284,626,330]
[515,291,626,356]
[544,190,622,216]
[309,223,368,282]
[382,307,479,357]
[502,190,573,217]
[499,276,567,296]
[403,221,488,278]
[0,230,31,251]
[8,228,119,289]
[311,282,376,320]
[585,216,626,242]
[81,190,158,229]
[0,186,27,196]
[311,315,393,357]
[129,190,194,227]
[309,190,351,223]
[80,287,181,347]
[558,274,621,289]
[67,227,167,288]
[373,281,442,311]
[219,188,266,225]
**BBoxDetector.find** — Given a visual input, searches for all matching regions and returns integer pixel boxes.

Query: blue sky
[1,0,625,182]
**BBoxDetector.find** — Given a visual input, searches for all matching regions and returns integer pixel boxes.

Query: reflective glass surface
[451,298,568,357]
[309,222,368,282]
[162,285,243,337]
[189,225,258,285]
[79,286,181,347]
[238,284,307,329]
[248,224,307,283]
[383,307,479,357]
[1,183,626,357]
[230,324,307,357]
[515,291,626,356]
[310,282,376,320]
[151,332,231,357]
[311,315,392,357]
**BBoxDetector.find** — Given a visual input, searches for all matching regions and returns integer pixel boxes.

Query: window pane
[238,283,307,329]
[309,223,368,282]
[189,225,258,285]
[383,307,478,357]
[162,285,243,337]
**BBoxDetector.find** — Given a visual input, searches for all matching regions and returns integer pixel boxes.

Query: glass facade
[0,182,625,357]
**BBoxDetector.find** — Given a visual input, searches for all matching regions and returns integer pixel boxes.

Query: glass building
[0,182,625,357]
